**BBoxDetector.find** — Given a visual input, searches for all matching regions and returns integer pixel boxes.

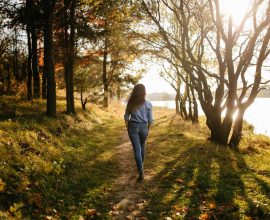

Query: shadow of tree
[140,122,270,220]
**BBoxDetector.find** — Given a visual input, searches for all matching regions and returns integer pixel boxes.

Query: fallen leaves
[85,208,101,218]
[9,202,24,213]
[138,217,148,220]
[0,178,5,192]
[86,209,97,216]
[185,190,193,197]
[199,213,209,220]
[8,202,24,219]
[171,205,189,214]
[175,178,183,184]
[209,202,217,210]
[170,201,223,220]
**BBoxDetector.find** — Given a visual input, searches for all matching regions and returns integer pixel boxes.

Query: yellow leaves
[199,213,209,220]
[9,202,24,219]
[86,209,97,216]
[187,180,197,188]
[9,202,23,213]
[171,205,189,215]
[0,178,5,192]
[209,202,217,209]
[85,208,101,218]
[175,178,183,184]
[185,190,193,198]
[21,176,30,189]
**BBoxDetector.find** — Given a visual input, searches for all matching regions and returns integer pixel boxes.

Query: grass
[0,97,270,219]
[141,109,270,220]
[0,96,125,219]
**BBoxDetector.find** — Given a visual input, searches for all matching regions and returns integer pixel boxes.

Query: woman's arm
[147,102,154,130]
[148,123,151,130]
[124,106,130,129]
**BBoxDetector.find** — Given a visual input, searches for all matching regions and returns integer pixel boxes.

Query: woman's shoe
[136,169,144,181]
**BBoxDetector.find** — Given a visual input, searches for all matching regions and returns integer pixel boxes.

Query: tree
[74,61,102,110]
[43,0,56,116]
[63,0,76,114]
[131,7,198,121]
[26,0,40,99]
[141,0,270,148]
[160,60,198,122]
[86,0,142,108]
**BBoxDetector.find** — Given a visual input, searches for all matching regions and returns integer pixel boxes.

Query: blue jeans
[127,122,149,171]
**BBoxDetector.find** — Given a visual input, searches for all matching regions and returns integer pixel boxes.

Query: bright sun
[219,0,252,25]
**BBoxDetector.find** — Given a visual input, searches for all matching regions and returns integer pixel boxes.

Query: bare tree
[141,0,270,148]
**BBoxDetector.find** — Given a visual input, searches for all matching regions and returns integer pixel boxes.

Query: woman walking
[124,84,153,181]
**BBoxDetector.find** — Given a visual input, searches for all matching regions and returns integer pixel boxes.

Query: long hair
[126,84,146,113]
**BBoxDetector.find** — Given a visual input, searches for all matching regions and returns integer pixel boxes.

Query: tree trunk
[26,19,33,101]
[191,85,198,123]
[31,23,40,99]
[102,36,109,108]
[206,111,230,145]
[80,83,87,110]
[187,83,193,120]
[180,84,188,120]
[175,89,180,115]
[6,64,11,93]
[13,28,19,81]
[179,99,187,119]
[117,86,121,100]
[44,0,56,116]
[229,108,245,149]
[68,0,75,114]
[64,0,76,114]
[42,69,47,99]
[64,23,71,113]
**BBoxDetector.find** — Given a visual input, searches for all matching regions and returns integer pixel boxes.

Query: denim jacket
[124,101,154,123]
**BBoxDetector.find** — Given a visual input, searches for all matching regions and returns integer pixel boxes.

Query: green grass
[0,96,125,219]
[141,111,270,220]
[0,97,270,220]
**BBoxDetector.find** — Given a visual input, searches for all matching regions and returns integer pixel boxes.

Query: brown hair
[126,84,146,113]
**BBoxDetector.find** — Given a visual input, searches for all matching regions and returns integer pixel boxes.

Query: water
[151,98,270,136]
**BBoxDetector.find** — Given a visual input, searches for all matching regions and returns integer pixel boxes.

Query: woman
[124,84,153,181]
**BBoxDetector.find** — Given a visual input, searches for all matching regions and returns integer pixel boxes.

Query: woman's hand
[148,123,151,131]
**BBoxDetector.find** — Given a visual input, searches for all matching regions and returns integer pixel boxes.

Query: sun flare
[219,0,252,25]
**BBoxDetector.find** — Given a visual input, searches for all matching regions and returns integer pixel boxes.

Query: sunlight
[219,0,251,25]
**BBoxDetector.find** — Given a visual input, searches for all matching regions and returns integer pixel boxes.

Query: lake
[151,98,270,136]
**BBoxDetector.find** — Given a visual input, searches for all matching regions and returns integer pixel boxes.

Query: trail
[109,131,149,220]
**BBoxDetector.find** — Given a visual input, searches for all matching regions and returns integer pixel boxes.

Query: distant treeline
[147,89,270,101]
[146,92,175,101]
[257,89,270,98]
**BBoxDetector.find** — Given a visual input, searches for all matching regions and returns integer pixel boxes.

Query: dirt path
[109,131,149,220]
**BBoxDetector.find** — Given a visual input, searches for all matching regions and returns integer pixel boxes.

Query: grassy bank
[141,109,270,219]
[0,97,270,219]
[0,96,125,219]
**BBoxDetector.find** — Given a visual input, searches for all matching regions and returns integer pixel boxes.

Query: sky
[139,70,175,94]
[130,57,176,94]
[136,0,254,95]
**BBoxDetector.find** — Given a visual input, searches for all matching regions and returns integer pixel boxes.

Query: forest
[0,0,270,219]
